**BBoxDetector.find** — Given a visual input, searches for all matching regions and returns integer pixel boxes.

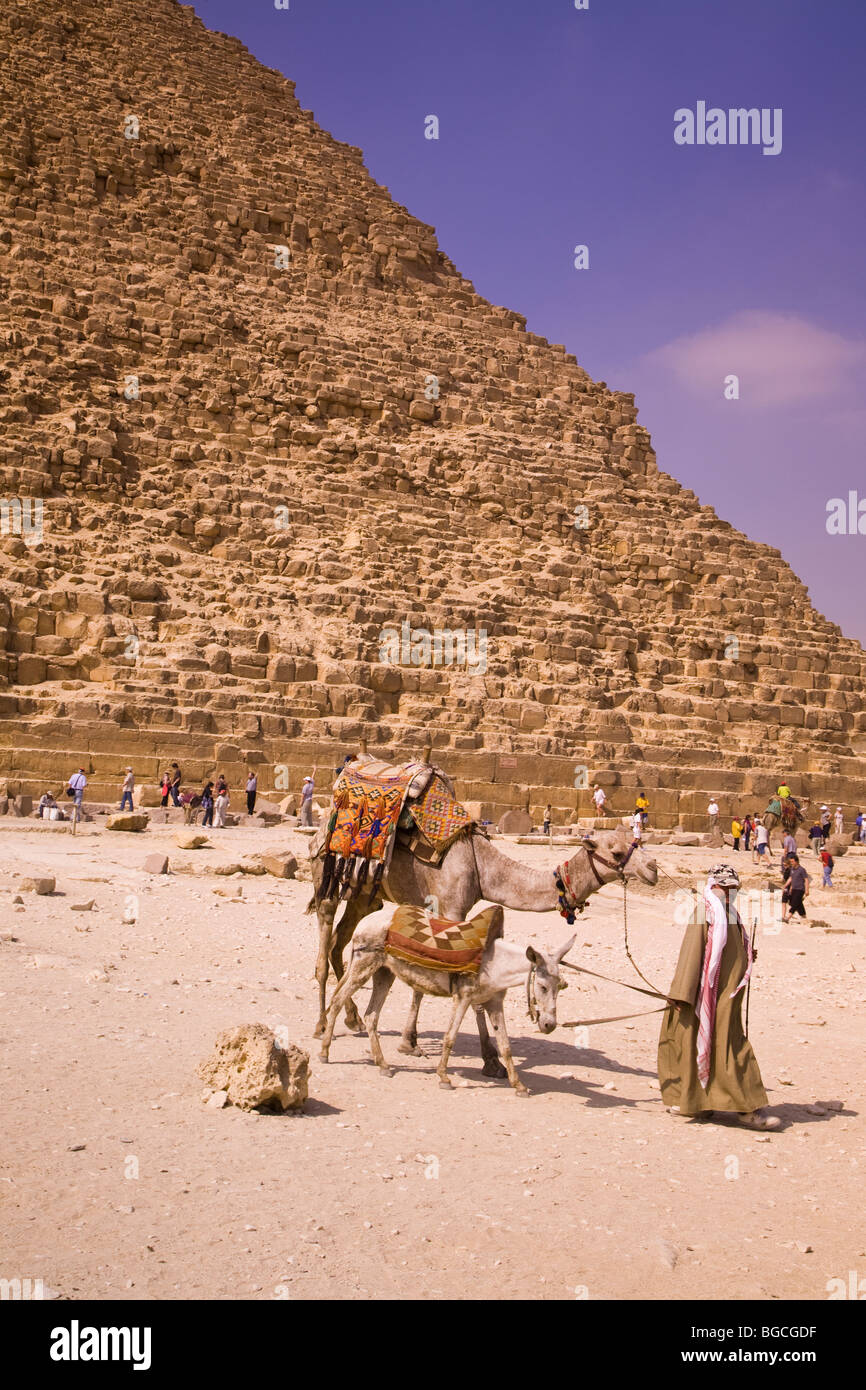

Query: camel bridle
[553,838,640,925]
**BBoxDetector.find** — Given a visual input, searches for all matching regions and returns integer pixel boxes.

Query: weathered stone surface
[21,875,56,895]
[258,851,298,880]
[498,809,533,834]
[0,0,863,830]
[197,1024,309,1112]
[143,853,170,874]
[174,832,210,850]
[106,813,149,832]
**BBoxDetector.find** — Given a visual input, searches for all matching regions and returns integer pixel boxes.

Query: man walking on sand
[120,767,134,812]
[246,769,257,816]
[707,797,719,832]
[592,784,606,816]
[658,864,779,1130]
[300,769,316,827]
[754,817,771,868]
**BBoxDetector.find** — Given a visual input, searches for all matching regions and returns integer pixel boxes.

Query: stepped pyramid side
[0,0,864,826]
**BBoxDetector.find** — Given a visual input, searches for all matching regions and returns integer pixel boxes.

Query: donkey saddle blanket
[385,903,503,975]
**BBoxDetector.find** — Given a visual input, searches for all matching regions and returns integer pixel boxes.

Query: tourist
[160,770,170,807]
[742,813,754,852]
[781,855,810,922]
[169,762,182,807]
[67,767,87,810]
[246,769,258,816]
[834,805,844,836]
[860,812,866,846]
[658,864,779,1129]
[820,805,831,841]
[820,845,834,889]
[120,767,134,812]
[214,779,230,829]
[636,790,649,826]
[707,797,719,831]
[542,804,551,836]
[592,784,606,815]
[200,780,215,829]
[300,771,316,826]
[777,782,791,801]
[37,790,58,819]
[631,808,643,841]
[754,818,771,868]
[781,830,797,860]
[856,810,863,842]
[808,819,823,855]
[731,815,742,852]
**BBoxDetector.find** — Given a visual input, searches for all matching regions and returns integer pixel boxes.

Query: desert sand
[1,820,863,1301]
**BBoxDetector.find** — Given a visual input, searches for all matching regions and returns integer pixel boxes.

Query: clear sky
[191,0,866,645]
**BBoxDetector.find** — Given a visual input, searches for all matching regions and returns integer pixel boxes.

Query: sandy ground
[1,817,864,1302]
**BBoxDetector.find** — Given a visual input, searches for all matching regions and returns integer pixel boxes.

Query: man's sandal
[739,1111,781,1130]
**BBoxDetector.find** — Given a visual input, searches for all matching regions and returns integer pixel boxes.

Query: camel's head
[525,934,575,1034]
[575,827,658,887]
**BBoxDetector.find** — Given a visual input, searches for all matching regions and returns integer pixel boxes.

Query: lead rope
[622,879,665,997]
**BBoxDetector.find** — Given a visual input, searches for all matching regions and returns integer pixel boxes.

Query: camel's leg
[485,997,529,1096]
[398,989,425,1055]
[313,896,338,1038]
[330,899,368,1033]
[320,950,379,1061]
[476,1007,507,1080]
[364,967,397,1075]
[436,991,473,1089]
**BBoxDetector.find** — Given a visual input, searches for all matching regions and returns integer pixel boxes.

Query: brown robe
[658,892,768,1115]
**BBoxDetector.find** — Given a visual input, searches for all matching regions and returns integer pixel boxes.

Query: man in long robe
[658,864,779,1129]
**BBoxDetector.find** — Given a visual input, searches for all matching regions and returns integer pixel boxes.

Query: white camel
[319,902,576,1095]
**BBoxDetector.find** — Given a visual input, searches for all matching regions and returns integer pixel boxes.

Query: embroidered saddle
[385,903,503,975]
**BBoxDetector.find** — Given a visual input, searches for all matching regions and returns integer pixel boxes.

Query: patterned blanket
[316,758,476,901]
[765,796,803,830]
[406,778,475,854]
[385,903,502,975]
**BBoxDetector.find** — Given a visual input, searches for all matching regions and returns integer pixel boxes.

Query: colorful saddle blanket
[765,796,802,830]
[385,903,502,975]
[406,779,475,854]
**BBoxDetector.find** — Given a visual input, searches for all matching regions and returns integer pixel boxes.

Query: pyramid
[1,0,864,827]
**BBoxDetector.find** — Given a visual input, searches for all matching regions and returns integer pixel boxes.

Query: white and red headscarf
[696,866,753,1089]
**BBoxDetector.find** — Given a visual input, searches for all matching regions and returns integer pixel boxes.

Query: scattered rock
[175,832,210,850]
[658,1239,678,1270]
[143,853,169,875]
[106,813,149,832]
[21,875,55,895]
[70,900,94,912]
[196,1023,310,1112]
[258,851,298,880]
[497,809,533,834]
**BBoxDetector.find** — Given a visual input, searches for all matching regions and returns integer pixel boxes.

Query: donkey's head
[525,934,576,1034]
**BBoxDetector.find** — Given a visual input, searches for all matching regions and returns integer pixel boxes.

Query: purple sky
[192,0,866,644]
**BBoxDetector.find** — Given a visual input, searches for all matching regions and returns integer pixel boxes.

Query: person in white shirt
[67,768,87,808]
[631,810,643,841]
[120,767,134,812]
[834,807,844,836]
[707,799,719,830]
[592,785,606,813]
[754,818,771,868]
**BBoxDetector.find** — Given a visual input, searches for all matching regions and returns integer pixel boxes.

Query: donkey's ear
[556,934,577,962]
[526,945,541,965]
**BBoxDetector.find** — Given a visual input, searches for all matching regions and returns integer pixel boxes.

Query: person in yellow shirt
[777,784,791,801]
[635,791,649,828]
[731,817,743,851]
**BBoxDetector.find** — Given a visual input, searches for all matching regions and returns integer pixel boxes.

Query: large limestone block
[498,809,533,834]
[21,875,56,895]
[106,812,149,832]
[175,831,210,849]
[197,1024,309,1112]
[258,851,298,880]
